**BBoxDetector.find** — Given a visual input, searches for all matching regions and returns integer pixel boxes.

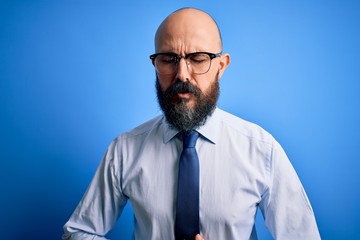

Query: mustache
[164,81,201,98]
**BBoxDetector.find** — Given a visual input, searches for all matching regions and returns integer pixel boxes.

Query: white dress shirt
[63,108,320,239]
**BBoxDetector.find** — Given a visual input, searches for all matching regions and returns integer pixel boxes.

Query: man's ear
[217,53,230,79]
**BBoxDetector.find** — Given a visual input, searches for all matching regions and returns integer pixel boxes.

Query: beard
[156,72,220,132]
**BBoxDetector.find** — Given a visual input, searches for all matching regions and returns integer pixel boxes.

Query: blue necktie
[174,131,200,240]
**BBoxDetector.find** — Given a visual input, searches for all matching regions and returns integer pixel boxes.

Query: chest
[121,137,269,228]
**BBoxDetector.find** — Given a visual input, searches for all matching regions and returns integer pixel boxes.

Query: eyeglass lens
[155,53,212,75]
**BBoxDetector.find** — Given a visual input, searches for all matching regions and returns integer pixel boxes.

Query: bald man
[63,8,320,240]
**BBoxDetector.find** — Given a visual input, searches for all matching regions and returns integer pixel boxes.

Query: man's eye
[159,55,176,63]
[190,54,208,63]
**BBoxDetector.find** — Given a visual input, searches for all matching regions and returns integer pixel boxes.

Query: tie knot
[182,131,199,148]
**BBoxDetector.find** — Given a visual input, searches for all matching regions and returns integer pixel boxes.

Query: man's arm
[259,140,321,239]
[63,140,128,239]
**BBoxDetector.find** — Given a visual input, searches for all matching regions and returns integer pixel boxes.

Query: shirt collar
[196,107,220,144]
[162,107,221,145]
[162,117,180,144]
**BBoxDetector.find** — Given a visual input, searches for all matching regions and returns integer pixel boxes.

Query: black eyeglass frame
[149,51,222,75]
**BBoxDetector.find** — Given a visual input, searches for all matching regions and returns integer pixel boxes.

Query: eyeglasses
[149,51,222,75]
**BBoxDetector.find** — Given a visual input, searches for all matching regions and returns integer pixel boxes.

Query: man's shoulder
[216,108,275,144]
[115,114,165,141]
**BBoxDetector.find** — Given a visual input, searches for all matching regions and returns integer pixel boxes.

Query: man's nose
[175,58,191,82]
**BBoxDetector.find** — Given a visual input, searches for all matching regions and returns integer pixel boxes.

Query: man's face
[153,9,229,131]
[154,12,223,108]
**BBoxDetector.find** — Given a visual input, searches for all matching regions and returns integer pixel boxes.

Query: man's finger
[195,234,204,240]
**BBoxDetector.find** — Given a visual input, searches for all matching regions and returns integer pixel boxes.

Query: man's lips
[170,91,193,103]
[176,92,191,98]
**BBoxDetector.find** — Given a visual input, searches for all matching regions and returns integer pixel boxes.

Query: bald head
[154,8,223,54]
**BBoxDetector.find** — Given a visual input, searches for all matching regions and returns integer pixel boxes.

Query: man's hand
[195,234,205,240]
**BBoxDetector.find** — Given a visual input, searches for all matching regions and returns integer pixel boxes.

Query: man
[63,8,321,240]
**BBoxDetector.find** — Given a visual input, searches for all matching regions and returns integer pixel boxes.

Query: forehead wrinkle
[157,40,203,55]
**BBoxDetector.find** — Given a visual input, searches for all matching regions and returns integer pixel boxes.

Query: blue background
[1,1,359,239]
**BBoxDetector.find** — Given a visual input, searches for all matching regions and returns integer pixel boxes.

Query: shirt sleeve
[259,140,321,240]
[62,139,128,240]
